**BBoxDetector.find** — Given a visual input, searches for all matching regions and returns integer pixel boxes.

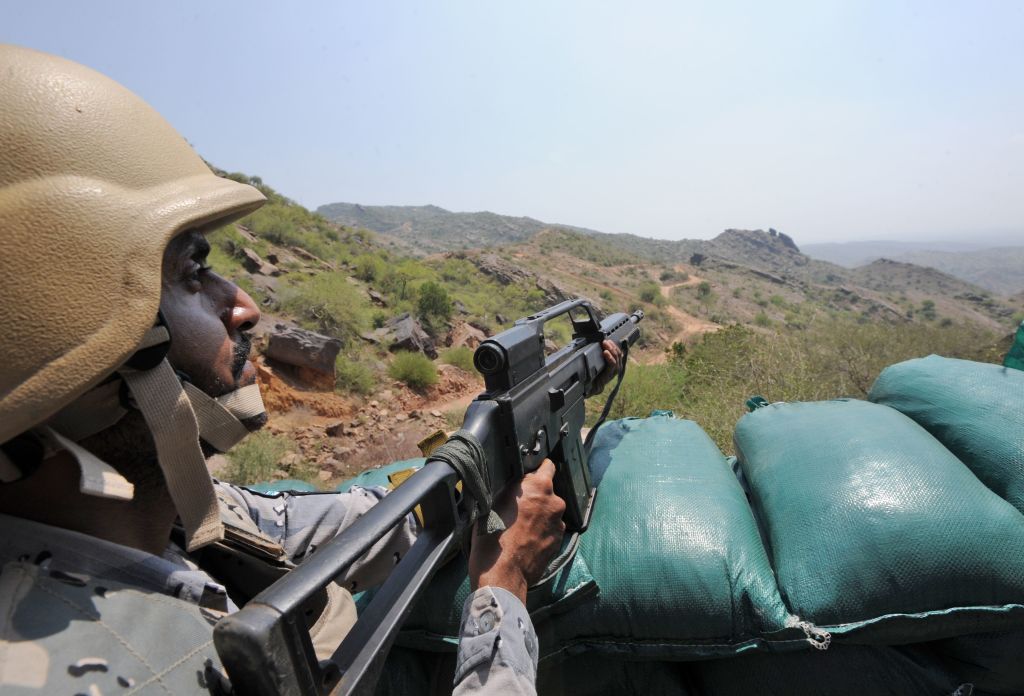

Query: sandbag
[735,398,1024,643]
[928,629,1024,695]
[540,415,793,659]
[536,654,692,696]
[692,644,967,696]
[869,355,1024,513]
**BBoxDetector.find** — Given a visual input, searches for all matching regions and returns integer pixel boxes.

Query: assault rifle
[214,299,643,696]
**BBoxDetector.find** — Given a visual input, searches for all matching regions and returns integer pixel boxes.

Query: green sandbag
[536,654,692,696]
[929,629,1024,694]
[869,355,1024,513]
[692,644,966,696]
[1006,321,1024,371]
[735,399,1024,642]
[543,416,792,658]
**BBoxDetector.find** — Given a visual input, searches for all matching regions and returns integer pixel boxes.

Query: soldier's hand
[592,339,624,394]
[468,458,566,604]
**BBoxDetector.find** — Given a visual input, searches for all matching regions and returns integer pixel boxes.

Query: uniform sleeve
[215,481,419,593]
[453,587,538,696]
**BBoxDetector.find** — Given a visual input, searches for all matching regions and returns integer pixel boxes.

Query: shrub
[354,254,384,282]
[697,281,712,298]
[335,353,377,395]
[224,432,297,485]
[594,363,687,424]
[418,281,452,322]
[389,351,438,390]
[754,312,771,327]
[921,299,937,321]
[279,272,371,341]
[441,346,475,373]
[638,282,663,305]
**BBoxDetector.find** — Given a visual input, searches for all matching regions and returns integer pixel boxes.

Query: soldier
[0,44,619,694]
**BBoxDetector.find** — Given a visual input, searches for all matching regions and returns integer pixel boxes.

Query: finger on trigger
[533,458,556,479]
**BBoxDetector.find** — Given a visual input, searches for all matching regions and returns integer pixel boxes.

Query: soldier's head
[0,44,268,549]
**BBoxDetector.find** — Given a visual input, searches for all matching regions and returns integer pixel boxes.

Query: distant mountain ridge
[317,201,603,254]
[318,201,1021,301]
[804,241,1024,295]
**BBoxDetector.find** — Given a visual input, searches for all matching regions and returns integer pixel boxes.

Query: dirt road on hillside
[645,276,720,364]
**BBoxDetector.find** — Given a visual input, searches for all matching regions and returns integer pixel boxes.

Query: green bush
[697,281,712,298]
[354,254,384,282]
[224,432,299,485]
[593,362,686,424]
[279,272,372,341]
[638,282,663,305]
[441,346,476,372]
[335,353,377,395]
[389,351,438,390]
[418,281,452,322]
[921,299,937,321]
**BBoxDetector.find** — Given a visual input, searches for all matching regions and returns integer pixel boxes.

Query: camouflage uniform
[0,482,537,694]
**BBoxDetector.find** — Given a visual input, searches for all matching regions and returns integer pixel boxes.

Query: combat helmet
[0,44,267,549]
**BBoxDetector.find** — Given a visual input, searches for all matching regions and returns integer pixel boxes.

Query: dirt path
[659,273,702,298]
[644,276,720,364]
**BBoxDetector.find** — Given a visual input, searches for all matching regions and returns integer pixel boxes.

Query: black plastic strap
[583,341,630,457]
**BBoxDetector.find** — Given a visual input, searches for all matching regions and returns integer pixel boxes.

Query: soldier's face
[159,230,262,405]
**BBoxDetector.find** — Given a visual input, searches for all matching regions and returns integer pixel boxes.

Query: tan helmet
[0,45,268,550]
[0,44,266,445]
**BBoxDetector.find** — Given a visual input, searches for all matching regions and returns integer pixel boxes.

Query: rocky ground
[251,355,483,485]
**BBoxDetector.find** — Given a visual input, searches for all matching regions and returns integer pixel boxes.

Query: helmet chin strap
[119,358,225,551]
[43,325,268,552]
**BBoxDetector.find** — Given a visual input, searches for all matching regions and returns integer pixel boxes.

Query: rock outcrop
[265,325,343,386]
[361,314,438,358]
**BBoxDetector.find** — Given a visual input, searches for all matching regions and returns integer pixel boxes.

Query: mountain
[881,247,1024,297]
[804,240,1024,296]
[316,202,603,255]
[316,198,1016,325]
[802,240,993,268]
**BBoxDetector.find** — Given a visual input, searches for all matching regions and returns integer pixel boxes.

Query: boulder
[473,253,533,285]
[265,326,343,377]
[368,289,388,307]
[446,322,488,349]
[535,278,573,305]
[241,247,280,276]
[383,313,437,359]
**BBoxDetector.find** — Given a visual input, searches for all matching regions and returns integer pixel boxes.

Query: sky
[5,1,1023,245]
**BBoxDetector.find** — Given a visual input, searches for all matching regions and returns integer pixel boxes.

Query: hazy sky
[5,1,1023,244]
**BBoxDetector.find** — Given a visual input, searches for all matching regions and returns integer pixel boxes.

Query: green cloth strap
[427,430,505,535]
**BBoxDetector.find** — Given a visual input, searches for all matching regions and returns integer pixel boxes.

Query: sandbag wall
[339,356,1024,695]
